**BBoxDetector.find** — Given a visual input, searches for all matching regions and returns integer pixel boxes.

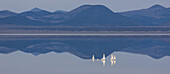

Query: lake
[0,36,170,74]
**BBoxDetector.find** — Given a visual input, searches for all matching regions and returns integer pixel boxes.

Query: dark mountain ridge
[120,4,170,26]
[0,4,169,26]
[19,8,52,22]
[0,10,17,18]
[0,15,52,25]
[121,4,170,18]
[58,5,141,26]
[30,7,44,12]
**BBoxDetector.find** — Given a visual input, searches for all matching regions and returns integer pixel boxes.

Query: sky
[0,0,170,13]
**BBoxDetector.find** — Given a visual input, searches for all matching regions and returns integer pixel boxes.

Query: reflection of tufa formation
[92,54,95,62]
[110,54,116,66]
[101,54,106,66]
[91,54,116,66]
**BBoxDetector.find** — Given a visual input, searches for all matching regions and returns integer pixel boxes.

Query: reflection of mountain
[0,47,17,54]
[0,38,170,59]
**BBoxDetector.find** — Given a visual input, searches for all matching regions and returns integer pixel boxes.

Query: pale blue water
[0,37,170,74]
[0,51,169,74]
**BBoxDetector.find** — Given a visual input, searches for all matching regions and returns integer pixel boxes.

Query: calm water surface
[0,36,170,74]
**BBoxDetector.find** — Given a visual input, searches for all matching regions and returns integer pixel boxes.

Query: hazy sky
[0,0,170,13]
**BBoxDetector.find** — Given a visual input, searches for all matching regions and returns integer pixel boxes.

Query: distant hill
[121,4,170,18]
[120,4,170,26]
[19,8,52,22]
[0,4,170,26]
[54,10,67,13]
[43,11,69,23]
[0,10,17,18]
[30,7,44,12]
[0,15,51,25]
[59,5,141,26]
[19,8,69,23]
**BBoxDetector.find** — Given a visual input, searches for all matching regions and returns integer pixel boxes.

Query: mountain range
[121,4,170,26]
[0,4,169,26]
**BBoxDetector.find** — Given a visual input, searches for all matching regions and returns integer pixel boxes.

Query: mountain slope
[120,4,170,26]
[59,5,141,26]
[0,10,17,18]
[121,4,170,18]
[162,21,170,25]
[1,4,170,26]
[0,15,51,25]
[30,7,44,12]
[54,10,67,13]
[19,8,52,22]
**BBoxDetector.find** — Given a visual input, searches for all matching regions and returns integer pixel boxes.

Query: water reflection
[0,37,170,59]
[110,54,116,66]
[0,51,169,74]
[0,37,170,74]
[101,54,106,66]
[92,54,95,62]
[91,54,116,66]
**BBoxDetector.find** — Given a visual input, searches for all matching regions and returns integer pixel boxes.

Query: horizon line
[1,33,170,36]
